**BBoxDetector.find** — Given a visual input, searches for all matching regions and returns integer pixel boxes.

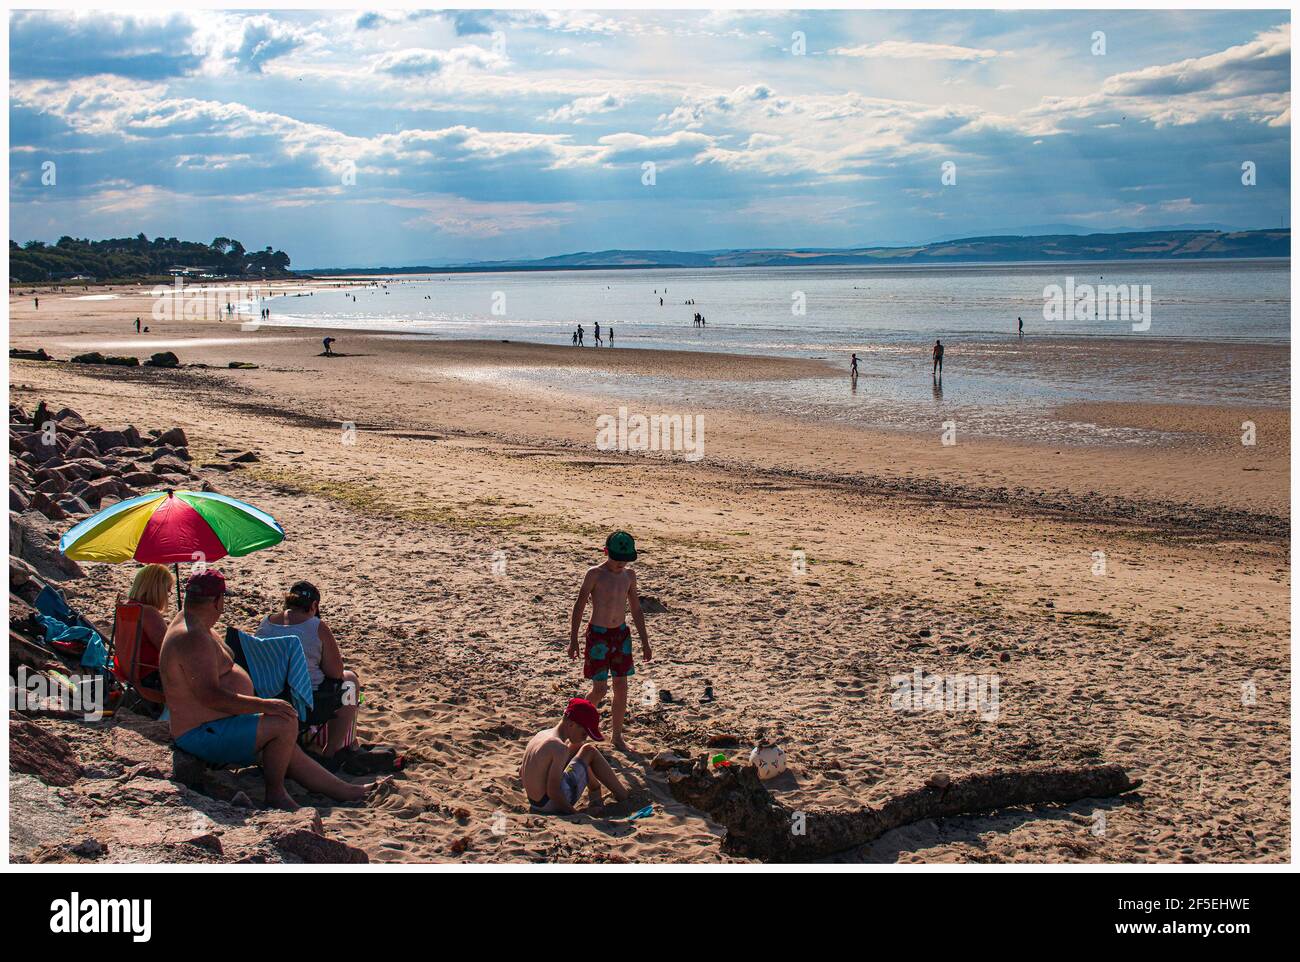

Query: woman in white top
[256,581,359,764]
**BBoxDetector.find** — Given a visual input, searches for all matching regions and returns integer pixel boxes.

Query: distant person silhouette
[850,353,859,378]
[1018,316,1024,338]
[932,339,944,377]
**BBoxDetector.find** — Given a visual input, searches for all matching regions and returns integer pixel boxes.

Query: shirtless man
[568,531,650,751]
[159,570,375,810]
[519,698,629,814]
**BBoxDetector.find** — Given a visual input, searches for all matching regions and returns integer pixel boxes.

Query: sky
[8,8,1292,268]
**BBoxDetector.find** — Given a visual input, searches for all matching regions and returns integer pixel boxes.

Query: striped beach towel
[233,630,314,721]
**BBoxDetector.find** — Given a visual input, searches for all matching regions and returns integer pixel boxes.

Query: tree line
[8,234,292,282]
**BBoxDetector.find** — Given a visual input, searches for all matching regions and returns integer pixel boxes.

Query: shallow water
[250,259,1289,444]
[259,259,1289,343]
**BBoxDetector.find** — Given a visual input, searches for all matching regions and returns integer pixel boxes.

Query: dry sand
[7,287,1290,863]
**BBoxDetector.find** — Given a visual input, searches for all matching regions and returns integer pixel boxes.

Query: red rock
[265,818,369,864]
[54,407,87,430]
[87,428,129,451]
[10,719,83,786]
[152,455,192,476]
[28,490,68,520]
[18,431,60,464]
[36,476,68,495]
[121,471,159,487]
[64,437,100,460]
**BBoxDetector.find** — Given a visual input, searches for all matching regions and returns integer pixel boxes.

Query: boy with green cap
[568,530,651,751]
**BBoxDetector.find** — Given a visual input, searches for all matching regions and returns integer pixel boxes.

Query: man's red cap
[563,698,603,741]
[185,568,227,599]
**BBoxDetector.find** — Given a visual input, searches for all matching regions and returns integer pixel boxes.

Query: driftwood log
[668,757,1141,862]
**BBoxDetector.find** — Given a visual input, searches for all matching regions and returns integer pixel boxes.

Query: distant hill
[303,228,1289,275]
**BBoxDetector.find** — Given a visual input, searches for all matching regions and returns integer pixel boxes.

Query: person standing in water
[850,353,859,378]
[594,321,603,346]
[932,339,944,377]
[608,326,614,346]
[1018,316,1024,338]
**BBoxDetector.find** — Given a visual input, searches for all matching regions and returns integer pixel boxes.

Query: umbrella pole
[174,562,182,610]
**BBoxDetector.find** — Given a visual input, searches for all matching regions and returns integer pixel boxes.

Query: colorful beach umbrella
[60,489,284,565]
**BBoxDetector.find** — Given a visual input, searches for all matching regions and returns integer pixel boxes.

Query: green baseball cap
[606,530,637,562]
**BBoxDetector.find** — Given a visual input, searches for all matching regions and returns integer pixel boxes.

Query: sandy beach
[8,285,1290,863]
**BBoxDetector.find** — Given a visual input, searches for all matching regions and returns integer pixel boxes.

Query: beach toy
[709,753,731,768]
[749,744,787,780]
[616,804,655,822]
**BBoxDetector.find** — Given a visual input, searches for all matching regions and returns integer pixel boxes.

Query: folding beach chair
[223,627,355,752]
[108,601,166,708]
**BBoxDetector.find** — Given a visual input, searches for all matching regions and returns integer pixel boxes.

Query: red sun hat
[563,698,603,741]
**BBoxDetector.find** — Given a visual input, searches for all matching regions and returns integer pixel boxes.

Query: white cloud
[372,45,507,77]
[387,194,577,236]
[540,93,624,124]
[1030,24,1290,128]
[831,41,1003,62]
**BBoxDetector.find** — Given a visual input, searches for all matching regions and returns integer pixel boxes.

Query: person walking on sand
[932,338,944,377]
[135,317,141,333]
[1018,316,1024,338]
[568,531,650,752]
[577,324,584,346]
[519,698,630,814]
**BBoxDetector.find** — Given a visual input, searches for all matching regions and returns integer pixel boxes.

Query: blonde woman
[126,563,174,670]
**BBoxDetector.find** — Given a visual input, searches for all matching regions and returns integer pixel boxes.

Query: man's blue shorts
[175,713,261,766]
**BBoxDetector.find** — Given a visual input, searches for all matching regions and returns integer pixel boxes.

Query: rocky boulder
[10,715,370,864]
[11,719,83,786]
[10,510,85,581]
